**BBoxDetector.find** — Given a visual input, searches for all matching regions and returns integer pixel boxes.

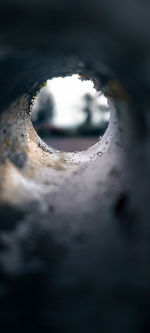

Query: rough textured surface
[0,0,150,332]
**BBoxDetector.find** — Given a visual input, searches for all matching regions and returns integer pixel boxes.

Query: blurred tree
[83,93,93,126]
[32,88,54,125]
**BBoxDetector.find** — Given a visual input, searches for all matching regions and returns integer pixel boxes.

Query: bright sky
[32,74,110,128]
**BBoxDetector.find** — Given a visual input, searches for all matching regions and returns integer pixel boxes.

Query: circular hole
[30,74,110,152]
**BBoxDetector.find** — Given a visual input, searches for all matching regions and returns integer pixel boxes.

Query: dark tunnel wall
[0,1,150,332]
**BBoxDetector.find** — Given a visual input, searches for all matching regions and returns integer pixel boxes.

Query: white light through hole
[31,74,110,151]
[32,74,110,128]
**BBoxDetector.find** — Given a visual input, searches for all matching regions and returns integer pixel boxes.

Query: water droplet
[97,151,103,157]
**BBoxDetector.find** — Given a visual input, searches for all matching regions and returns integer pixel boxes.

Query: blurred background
[31,74,110,151]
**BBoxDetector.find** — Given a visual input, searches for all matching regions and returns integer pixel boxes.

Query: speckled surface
[0,1,150,332]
